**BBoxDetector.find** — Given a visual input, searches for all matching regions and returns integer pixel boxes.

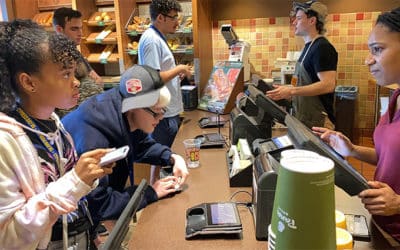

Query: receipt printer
[252,152,279,241]
[251,136,294,240]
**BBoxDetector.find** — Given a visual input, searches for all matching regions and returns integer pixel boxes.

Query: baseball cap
[119,65,165,113]
[293,1,328,23]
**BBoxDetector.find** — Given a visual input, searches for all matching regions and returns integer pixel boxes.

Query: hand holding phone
[99,146,129,167]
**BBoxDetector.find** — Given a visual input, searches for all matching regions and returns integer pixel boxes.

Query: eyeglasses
[162,13,179,21]
[143,107,167,118]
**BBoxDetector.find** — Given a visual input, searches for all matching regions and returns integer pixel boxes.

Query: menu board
[198,61,243,113]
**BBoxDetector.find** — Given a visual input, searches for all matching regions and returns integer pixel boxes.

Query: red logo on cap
[125,79,142,94]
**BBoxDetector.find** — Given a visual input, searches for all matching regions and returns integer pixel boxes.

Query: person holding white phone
[0,20,115,249]
[62,65,189,240]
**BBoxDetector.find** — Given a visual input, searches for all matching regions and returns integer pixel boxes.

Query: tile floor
[346,136,376,181]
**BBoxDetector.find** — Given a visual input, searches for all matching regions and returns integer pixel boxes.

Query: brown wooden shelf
[87,53,119,63]
[37,0,71,11]
[85,32,118,44]
[86,20,116,27]
[95,0,114,6]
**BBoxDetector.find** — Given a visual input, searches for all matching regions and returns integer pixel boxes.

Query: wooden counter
[128,110,396,249]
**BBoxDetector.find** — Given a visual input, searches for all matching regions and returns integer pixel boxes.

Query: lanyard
[300,36,321,65]
[151,24,169,45]
[16,107,63,175]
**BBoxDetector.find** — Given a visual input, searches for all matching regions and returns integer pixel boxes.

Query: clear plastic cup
[183,138,201,168]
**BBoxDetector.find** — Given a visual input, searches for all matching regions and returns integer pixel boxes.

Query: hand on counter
[171,153,189,187]
[152,176,182,198]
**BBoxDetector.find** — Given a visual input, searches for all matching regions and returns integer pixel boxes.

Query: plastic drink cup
[183,138,201,168]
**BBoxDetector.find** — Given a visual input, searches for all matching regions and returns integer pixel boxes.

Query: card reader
[185,202,242,239]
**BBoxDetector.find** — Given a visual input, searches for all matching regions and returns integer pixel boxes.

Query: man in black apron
[267,1,338,129]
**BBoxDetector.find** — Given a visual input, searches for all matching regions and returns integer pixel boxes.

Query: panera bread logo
[277,206,297,232]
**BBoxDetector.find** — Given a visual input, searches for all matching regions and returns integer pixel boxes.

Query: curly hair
[0,19,80,114]
[376,7,400,33]
[149,0,182,21]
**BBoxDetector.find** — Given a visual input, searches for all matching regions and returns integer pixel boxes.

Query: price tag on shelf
[128,30,138,36]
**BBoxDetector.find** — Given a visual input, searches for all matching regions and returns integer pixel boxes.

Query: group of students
[0,1,400,249]
[0,0,191,249]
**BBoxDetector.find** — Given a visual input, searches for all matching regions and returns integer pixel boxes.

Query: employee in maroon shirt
[313,7,400,242]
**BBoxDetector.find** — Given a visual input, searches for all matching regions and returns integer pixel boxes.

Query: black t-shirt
[298,37,338,122]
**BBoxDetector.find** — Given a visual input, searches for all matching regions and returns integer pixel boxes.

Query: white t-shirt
[138,27,183,117]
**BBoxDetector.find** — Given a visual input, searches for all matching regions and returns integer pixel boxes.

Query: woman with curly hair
[0,19,114,249]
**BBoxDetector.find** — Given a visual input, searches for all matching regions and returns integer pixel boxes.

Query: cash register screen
[247,84,287,124]
[284,114,369,196]
[207,203,240,225]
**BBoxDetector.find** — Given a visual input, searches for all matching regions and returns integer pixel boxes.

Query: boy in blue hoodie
[62,65,189,237]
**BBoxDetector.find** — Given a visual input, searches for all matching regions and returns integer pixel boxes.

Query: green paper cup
[268,153,336,250]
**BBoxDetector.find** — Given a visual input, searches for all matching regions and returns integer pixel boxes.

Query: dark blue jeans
[151,115,181,147]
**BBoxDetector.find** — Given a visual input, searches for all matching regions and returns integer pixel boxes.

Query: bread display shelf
[86,20,116,27]
[87,53,119,63]
[172,45,194,54]
[32,12,53,27]
[86,11,116,26]
[85,32,118,44]
[37,0,71,11]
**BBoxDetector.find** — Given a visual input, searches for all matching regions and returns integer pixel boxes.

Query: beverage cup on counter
[280,149,319,159]
[183,138,201,168]
[269,153,336,249]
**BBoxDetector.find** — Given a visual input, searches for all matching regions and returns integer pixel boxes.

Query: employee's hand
[74,148,114,186]
[177,64,192,80]
[312,127,354,157]
[171,153,189,186]
[359,181,400,216]
[266,84,292,100]
[152,176,180,198]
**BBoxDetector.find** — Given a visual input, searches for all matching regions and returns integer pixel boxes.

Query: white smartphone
[99,145,130,167]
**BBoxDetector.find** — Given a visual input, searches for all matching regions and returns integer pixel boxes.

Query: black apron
[292,37,332,129]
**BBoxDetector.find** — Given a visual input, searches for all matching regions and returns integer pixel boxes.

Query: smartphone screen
[345,214,371,241]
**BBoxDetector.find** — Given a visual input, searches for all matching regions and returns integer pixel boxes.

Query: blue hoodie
[62,87,173,225]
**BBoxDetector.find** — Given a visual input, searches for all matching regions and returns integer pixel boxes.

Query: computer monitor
[229,101,271,145]
[247,84,288,125]
[284,114,369,196]
[100,179,148,250]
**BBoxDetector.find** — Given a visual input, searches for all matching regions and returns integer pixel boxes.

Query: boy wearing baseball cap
[62,65,189,240]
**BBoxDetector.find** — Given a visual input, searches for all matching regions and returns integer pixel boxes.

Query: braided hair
[0,19,80,114]
[149,0,182,21]
[376,7,400,33]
